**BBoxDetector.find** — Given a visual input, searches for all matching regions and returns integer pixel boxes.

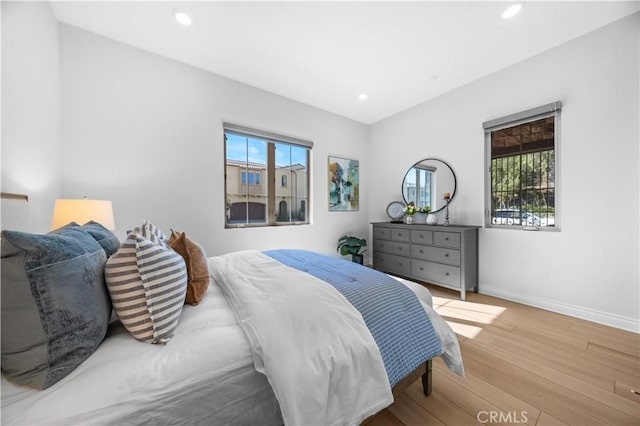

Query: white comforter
[1,281,282,425]
[209,250,394,426]
[2,251,463,426]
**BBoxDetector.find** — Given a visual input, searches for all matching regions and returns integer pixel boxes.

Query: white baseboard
[479,288,640,334]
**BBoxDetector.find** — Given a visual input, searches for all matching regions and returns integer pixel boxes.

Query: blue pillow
[82,220,120,257]
[1,225,111,389]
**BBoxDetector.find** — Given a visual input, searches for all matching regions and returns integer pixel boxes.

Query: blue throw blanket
[264,249,442,387]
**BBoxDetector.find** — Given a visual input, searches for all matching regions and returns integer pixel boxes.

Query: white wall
[1,1,61,232]
[4,4,637,332]
[59,24,369,258]
[369,14,640,332]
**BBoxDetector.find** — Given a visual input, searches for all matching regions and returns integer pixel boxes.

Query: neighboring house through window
[224,123,311,227]
[484,102,561,229]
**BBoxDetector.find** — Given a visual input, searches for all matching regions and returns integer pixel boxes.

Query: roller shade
[223,122,313,148]
[483,101,562,132]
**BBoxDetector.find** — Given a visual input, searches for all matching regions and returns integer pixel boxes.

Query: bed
[1,230,462,425]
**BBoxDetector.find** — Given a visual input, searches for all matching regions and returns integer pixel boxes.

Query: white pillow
[105,232,187,343]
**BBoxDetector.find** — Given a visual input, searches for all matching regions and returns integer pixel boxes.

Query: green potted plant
[336,235,367,265]
[415,206,431,223]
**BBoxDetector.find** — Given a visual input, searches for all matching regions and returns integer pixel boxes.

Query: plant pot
[404,215,414,224]
[351,254,364,265]
[414,213,427,224]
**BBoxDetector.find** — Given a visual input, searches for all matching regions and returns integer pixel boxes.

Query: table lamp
[51,198,115,230]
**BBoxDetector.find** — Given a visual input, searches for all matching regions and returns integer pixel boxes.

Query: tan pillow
[168,230,210,305]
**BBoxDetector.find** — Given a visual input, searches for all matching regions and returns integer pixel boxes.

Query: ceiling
[51,1,639,124]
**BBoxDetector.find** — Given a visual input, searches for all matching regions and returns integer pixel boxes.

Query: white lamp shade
[51,199,115,230]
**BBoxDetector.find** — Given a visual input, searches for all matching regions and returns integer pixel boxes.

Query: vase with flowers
[404,202,417,224]
[414,206,431,224]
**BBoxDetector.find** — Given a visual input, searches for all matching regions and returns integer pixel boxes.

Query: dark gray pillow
[82,220,120,257]
[1,225,111,389]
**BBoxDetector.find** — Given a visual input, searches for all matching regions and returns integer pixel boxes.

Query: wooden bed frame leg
[421,359,432,396]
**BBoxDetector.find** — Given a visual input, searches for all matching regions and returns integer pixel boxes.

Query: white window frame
[224,123,312,228]
[483,102,562,232]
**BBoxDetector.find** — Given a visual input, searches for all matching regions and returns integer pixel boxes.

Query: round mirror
[402,158,456,213]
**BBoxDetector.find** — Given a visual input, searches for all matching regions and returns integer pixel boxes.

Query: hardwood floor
[368,286,640,426]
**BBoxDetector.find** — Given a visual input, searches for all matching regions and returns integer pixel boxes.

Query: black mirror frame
[401,158,457,214]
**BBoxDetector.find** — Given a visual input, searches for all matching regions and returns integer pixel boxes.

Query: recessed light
[173,9,192,26]
[502,3,522,19]
[358,93,368,101]
[430,76,439,81]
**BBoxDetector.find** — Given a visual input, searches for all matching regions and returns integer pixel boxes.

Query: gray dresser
[372,222,479,300]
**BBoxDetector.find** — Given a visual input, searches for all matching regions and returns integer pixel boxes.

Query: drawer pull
[445,272,450,276]
[445,253,449,257]
[445,237,449,241]
[398,246,403,251]
[419,249,424,254]
[420,235,424,239]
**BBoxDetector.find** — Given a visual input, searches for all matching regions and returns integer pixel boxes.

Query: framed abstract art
[328,156,359,211]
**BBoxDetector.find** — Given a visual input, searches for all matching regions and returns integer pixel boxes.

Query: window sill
[485,225,560,232]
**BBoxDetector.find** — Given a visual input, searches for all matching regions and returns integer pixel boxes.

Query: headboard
[1,192,30,232]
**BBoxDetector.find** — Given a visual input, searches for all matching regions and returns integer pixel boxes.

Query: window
[484,102,561,229]
[224,123,311,227]
[405,165,434,210]
[241,171,261,185]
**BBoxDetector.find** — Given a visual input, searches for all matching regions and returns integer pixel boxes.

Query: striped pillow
[132,220,168,247]
[105,232,187,343]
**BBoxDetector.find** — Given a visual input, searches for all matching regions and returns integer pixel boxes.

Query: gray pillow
[82,220,120,257]
[1,225,111,389]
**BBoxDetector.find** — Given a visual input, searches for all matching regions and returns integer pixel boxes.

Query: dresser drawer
[374,240,410,257]
[372,222,477,300]
[411,259,461,288]
[390,228,411,242]
[411,230,433,245]
[373,227,391,240]
[411,245,461,266]
[434,231,461,248]
[374,252,411,276]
